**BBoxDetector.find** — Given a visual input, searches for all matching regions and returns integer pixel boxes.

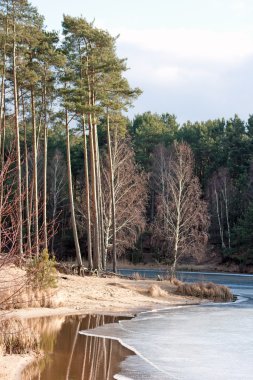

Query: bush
[26,249,58,290]
[176,282,233,301]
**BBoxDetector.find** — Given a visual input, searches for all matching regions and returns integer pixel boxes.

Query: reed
[0,319,40,355]
[176,282,233,301]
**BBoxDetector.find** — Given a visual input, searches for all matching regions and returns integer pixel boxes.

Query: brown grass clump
[0,319,40,355]
[176,282,233,301]
[148,284,168,298]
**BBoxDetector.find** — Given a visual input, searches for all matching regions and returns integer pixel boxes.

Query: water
[80,271,253,380]
[22,314,133,380]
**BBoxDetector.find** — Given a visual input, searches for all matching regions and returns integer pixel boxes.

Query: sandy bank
[0,272,200,380]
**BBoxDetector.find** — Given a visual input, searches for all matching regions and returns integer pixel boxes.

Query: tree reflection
[22,314,133,380]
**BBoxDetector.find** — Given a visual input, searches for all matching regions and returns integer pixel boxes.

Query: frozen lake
[81,271,253,379]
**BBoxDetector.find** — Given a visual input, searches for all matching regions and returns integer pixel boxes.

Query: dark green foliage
[232,202,253,264]
[131,112,179,169]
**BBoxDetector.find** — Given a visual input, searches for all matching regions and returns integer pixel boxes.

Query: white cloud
[117,27,253,65]
[112,24,253,122]
[124,62,218,87]
[230,0,247,11]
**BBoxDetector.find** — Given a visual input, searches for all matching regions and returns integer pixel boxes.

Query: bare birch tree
[101,137,147,269]
[153,143,209,277]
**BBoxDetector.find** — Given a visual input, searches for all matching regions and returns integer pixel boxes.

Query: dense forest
[131,112,253,268]
[0,0,253,274]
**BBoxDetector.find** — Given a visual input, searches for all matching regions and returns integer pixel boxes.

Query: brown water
[22,314,133,380]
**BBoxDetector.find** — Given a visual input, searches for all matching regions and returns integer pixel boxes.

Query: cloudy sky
[32,0,253,123]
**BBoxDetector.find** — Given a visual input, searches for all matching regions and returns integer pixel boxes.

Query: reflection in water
[22,315,133,380]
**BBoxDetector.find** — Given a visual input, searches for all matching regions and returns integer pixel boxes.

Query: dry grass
[148,284,168,298]
[0,286,60,310]
[0,264,60,311]
[176,282,233,301]
[0,319,40,355]
[131,272,143,280]
[0,315,66,357]
[164,276,183,286]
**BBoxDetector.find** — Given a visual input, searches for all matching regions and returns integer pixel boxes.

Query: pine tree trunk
[42,83,48,249]
[88,112,100,270]
[82,114,93,269]
[0,1,8,252]
[21,91,32,253]
[13,14,23,255]
[65,109,82,267]
[0,41,6,165]
[31,87,39,256]
[0,104,5,254]
[0,62,6,254]
[50,165,57,253]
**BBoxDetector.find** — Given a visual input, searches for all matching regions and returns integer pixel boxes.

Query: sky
[32,0,253,123]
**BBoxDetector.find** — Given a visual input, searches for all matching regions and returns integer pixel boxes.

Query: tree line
[1,0,252,274]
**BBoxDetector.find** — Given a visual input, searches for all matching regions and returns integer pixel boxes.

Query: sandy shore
[0,272,200,380]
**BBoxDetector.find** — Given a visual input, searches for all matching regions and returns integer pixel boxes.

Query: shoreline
[0,273,201,380]
[116,261,253,275]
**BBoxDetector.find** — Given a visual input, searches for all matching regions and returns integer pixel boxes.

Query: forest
[1,0,253,275]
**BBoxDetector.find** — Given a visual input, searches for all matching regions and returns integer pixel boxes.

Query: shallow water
[81,272,253,380]
[22,314,133,380]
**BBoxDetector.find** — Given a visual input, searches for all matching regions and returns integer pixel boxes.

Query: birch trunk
[222,180,231,249]
[93,121,104,269]
[106,113,117,273]
[215,187,225,249]
[88,112,100,270]
[171,172,183,278]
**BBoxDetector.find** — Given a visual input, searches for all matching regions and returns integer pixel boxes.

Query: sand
[0,270,199,380]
